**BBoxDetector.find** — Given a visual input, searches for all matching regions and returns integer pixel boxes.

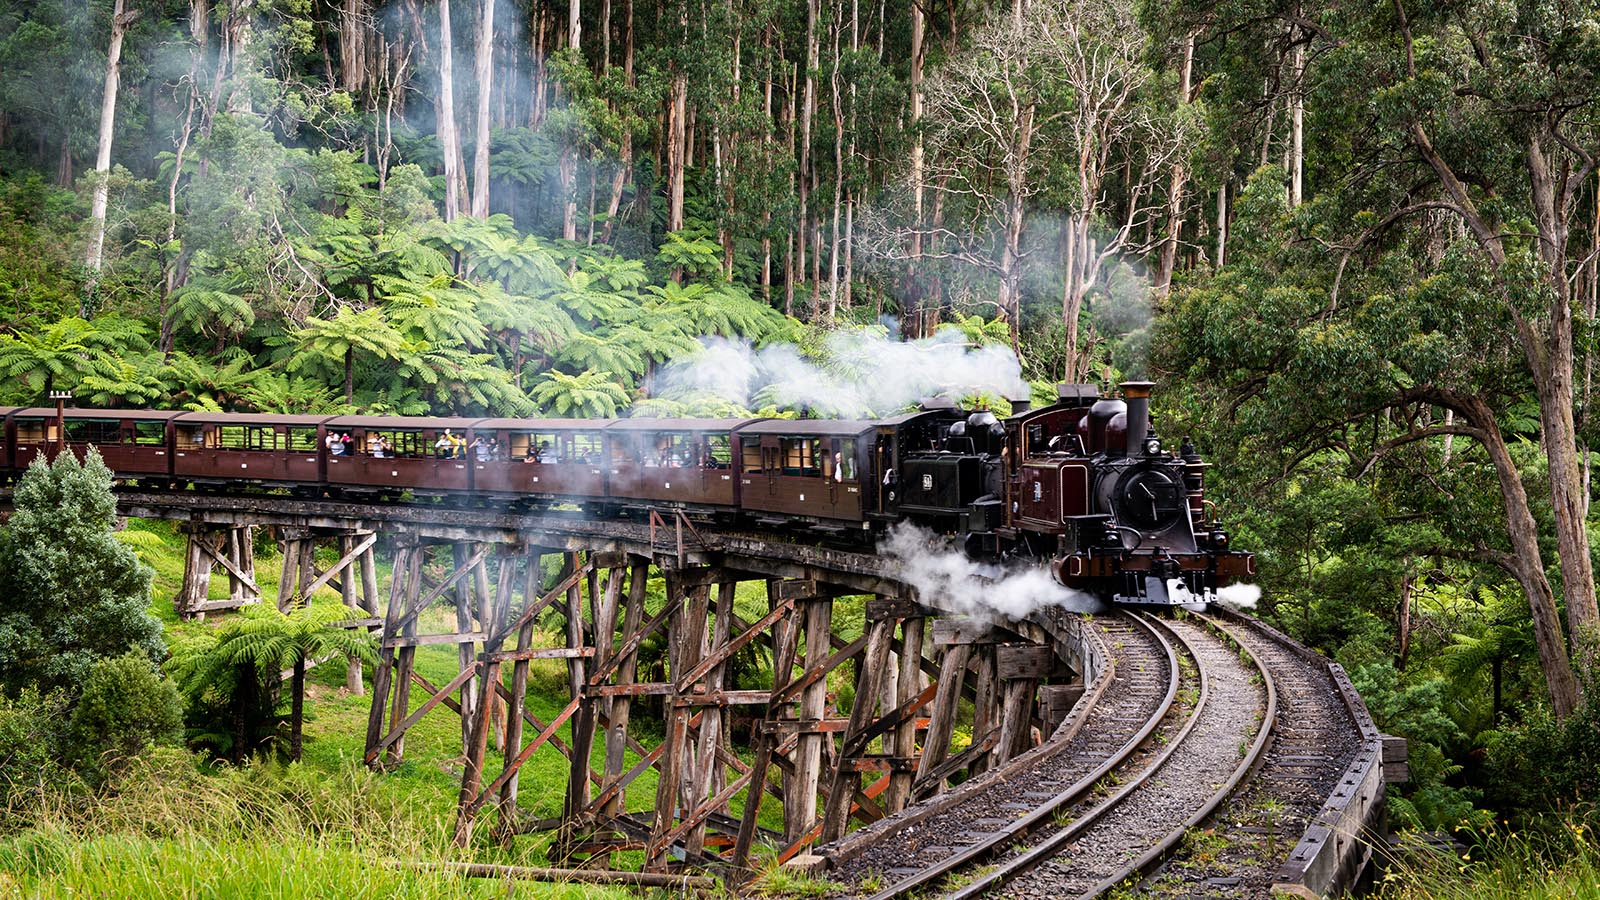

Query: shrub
[0,690,85,832]
[66,650,184,783]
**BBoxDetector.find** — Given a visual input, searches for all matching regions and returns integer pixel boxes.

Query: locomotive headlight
[1144,438,1161,456]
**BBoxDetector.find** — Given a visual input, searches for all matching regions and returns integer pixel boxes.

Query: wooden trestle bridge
[99,491,1389,896]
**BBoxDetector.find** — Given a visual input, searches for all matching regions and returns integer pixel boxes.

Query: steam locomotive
[0,381,1251,606]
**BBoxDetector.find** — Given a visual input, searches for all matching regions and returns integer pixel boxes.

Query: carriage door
[761,436,781,496]
[824,438,840,512]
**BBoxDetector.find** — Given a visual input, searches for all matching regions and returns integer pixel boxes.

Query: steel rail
[1070,611,1281,898]
[934,612,1212,900]
[858,613,1181,900]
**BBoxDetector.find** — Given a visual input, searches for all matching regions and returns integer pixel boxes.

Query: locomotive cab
[1003,381,1254,606]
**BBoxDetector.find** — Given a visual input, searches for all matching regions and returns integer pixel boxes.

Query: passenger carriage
[469,418,609,501]
[322,415,481,496]
[605,418,754,511]
[736,419,875,526]
[8,407,178,482]
[172,412,331,487]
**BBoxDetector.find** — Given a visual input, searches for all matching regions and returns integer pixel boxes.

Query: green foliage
[66,650,184,783]
[0,449,163,696]
[0,689,84,832]
[167,604,375,763]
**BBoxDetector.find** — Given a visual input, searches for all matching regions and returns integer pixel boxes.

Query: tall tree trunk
[1447,390,1581,717]
[799,0,818,316]
[438,0,467,221]
[1289,31,1304,207]
[827,3,843,320]
[1155,30,1196,296]
[470,0,495,217]
[340,0,367,93]
[906,0,925,336]
[1215,181,1227,267]
[599,0,635,244]
[570,0,582,51]
[1524,137,1600,663]
[83,0,135,317]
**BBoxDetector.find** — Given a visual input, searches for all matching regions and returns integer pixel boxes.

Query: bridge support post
[786,590,833,845]
[177,523,262,619]
[884,611,927,814]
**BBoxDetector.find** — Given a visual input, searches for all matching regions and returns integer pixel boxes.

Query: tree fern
[528,369,631,418]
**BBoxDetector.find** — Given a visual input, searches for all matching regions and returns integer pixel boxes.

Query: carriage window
[65,420,123,444]
[175,425,203,449]
[16,421,47,442]
[742,442,764,473]
[839,439,857,481]
[781,438,822,477]
[364,430,426,458]
[213,425,280,451]
[571,433,603,464]
[286,427,319,452]
[704,435,732,468]
[645,433,694,467]
[134,422,166,446]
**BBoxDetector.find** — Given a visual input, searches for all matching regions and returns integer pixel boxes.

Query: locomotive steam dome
[1078,398,1127,454]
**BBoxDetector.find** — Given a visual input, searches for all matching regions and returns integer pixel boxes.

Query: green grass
[1377,819,1600,900]
[6,517,877,896]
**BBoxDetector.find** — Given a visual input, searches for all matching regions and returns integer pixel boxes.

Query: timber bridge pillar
[135,493,1077,875]
[354,544,1073,873]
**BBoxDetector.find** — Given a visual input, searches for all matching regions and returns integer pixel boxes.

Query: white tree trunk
[470,0,495,218]
[84,0,133,311]
[438,0,466,220]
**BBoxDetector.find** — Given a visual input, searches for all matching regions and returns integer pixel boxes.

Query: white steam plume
[1215,583,1261,610]
[643,326,1029,418]
[880,524,1107,620]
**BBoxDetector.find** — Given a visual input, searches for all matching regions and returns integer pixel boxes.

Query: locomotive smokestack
[1008,393,1032,415]
[1121,381,1155,456]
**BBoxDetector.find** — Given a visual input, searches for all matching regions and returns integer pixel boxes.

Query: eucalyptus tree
[1156,169,1587,716]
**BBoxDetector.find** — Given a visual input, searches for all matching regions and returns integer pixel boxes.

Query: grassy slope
[6,517,856,898]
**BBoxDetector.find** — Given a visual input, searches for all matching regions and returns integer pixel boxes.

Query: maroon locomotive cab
[12,409,176,479]
[736,420,874,524]
[172,413,329,485]
[604,419,753,509]
[1016,460,1091,531]
[323,415,480,494]
[470,419,608,500]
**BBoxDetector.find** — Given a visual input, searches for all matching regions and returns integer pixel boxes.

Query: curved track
[819,612,1286,900]
[824,614,1178,897]
[1135,612,1364,899]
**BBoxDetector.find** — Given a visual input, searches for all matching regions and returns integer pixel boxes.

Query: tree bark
[799,0,818,315]
[340,0,367,93]
[438,0,467,221]
[470,0,495,218]
[1155,30,1196,296]
[906,0,925,336]
[1446,390,1581,717]
[84,0,134,316]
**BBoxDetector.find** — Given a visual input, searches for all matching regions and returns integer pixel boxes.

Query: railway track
[821,613,1179,896]
[818,611,1280,900]
[1136,612,1365,899]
